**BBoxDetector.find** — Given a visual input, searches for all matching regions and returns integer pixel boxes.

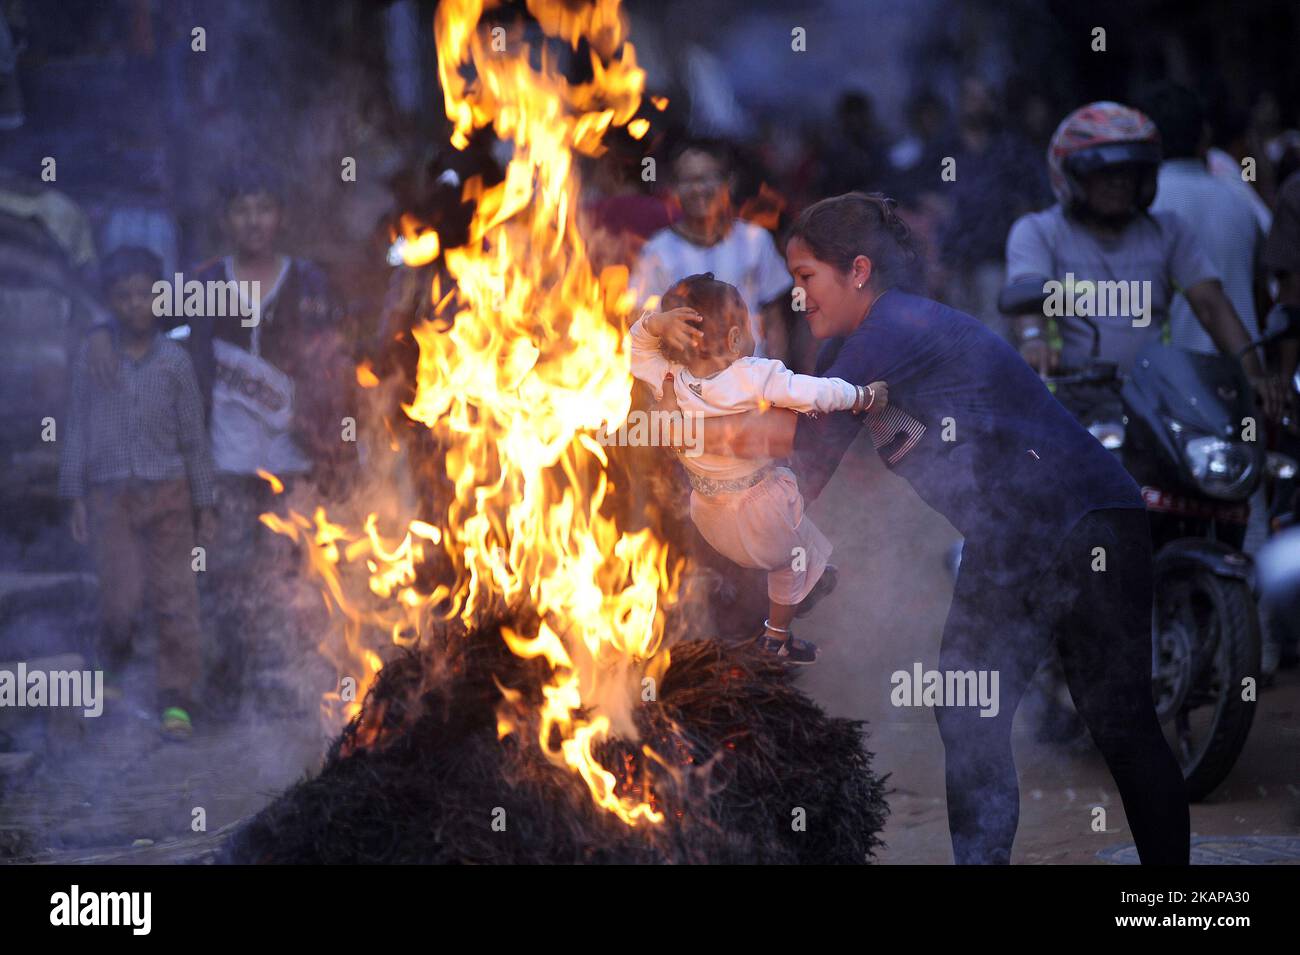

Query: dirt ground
[0,706,324,863]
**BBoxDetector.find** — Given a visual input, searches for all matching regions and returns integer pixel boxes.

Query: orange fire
[738,182,788,232]
[265,0,681,826]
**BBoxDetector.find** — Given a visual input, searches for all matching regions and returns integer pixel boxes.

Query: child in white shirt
[630,272,886,663]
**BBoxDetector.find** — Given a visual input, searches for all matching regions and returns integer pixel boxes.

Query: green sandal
[160,706,194,741]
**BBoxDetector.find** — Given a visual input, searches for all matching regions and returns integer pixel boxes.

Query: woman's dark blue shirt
[793,290,1143,578]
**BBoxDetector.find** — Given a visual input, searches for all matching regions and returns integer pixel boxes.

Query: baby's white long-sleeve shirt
[627,316,859,479]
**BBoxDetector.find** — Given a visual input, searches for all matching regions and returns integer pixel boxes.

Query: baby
[630,272,886,664]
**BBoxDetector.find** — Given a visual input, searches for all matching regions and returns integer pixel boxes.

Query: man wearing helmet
[1005,101,1283,421]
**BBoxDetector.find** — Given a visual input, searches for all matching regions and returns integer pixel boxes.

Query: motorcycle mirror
[997,279,1049,316]
[1083,358,1119,380]
[998,279,1103,359]
[1076,312,1103,359]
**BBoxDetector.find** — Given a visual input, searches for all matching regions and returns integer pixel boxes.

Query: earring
[857,283,864,289]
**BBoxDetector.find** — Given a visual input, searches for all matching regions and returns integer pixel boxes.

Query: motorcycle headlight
[1181,435,1257,500]
[1267,452,1298,481]
[1087,421,1125,450]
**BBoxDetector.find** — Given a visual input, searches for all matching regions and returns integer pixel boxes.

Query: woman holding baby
[644,191,1189,865]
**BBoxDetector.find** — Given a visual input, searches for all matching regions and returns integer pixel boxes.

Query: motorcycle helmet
[1047,101,1162,215]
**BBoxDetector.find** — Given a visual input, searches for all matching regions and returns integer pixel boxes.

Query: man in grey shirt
[1003,101,1280,417]
[1005,202,1219,371]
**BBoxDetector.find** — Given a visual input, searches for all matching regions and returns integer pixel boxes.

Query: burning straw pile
[226,0,890,864]
[225,629,888,864]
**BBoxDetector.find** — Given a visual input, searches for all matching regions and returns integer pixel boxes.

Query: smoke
[794,416,1102,861]
[0,487,343,851]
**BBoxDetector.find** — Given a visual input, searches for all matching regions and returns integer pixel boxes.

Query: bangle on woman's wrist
[852,384,866,413]
[864,384,876,412]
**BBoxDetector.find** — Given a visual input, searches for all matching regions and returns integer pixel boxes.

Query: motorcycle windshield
[1121,342,1253,437]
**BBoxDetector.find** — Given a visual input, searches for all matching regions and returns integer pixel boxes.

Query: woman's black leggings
[935,507,1190,864]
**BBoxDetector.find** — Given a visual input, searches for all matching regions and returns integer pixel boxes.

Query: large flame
[266,0,681,826]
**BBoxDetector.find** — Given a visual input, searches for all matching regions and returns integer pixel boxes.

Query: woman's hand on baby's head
[647,307,705,354]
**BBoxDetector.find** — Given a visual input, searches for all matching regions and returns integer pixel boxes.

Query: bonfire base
[225,630,889,864]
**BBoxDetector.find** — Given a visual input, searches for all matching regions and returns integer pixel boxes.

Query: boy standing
[184,171,349,713]
[85,169,349,715]
[58,247,215,741]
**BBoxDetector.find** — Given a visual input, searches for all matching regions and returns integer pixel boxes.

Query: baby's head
[659,272,755,367]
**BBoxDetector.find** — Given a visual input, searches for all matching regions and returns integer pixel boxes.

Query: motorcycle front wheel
[1152,566,1262,801]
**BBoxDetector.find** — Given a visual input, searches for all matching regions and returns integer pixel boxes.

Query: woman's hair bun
[787,191,921,287]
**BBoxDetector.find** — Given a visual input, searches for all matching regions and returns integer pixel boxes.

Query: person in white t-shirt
[630,140,792,361]
[630,272,887,664]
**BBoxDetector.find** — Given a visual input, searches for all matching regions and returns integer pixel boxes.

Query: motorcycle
[998,281,1286,800]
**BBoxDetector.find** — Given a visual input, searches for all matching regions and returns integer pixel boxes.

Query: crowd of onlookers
[575,77,1300,374]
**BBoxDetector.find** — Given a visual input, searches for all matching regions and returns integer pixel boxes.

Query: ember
[225,632,888,864]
